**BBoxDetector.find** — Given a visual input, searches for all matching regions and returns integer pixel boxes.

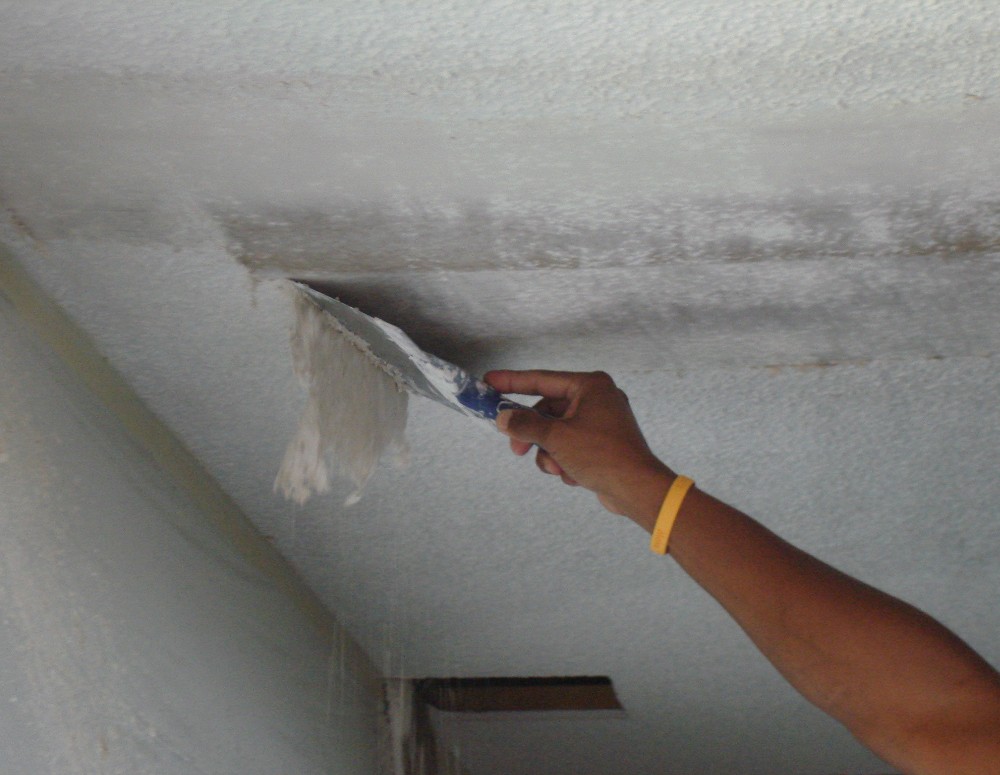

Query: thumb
[497,408,555,447]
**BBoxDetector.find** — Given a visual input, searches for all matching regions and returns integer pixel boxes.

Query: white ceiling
[2,2,999,773]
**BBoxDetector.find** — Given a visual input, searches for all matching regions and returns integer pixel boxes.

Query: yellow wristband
[650,475,695,555]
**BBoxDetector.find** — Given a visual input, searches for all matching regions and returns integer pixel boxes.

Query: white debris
[275,284,409,505]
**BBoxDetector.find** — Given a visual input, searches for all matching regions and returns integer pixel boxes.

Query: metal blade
[293,282,515,421]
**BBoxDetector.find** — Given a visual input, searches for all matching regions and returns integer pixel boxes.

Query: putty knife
[293,281,531,422]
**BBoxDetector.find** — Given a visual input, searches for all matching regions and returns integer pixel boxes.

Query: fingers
[535,448,561,476]
[493,370,610,468]
[533,396,572,418]
[484,369,583,401]
[535,449,579,487]
[509,437,533,456]
[491,368,649,508]
[500,399,568,457]
[496,407,555,448]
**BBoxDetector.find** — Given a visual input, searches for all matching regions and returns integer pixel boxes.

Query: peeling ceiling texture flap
[1,1,999,773]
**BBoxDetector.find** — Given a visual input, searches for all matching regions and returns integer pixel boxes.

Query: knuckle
[586,371,622,397]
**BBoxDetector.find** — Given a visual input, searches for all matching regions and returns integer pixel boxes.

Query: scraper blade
[292,281,528,422]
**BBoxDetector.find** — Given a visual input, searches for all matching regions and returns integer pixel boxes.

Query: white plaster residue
[382,679,456,775]
[276,284,409,506]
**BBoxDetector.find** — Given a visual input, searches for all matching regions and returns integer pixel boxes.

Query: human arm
[485,369,1000,775]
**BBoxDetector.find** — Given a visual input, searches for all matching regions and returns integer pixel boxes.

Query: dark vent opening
[416,675,621,713]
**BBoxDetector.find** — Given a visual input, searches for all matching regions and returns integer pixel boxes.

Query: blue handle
[456,379,533,421]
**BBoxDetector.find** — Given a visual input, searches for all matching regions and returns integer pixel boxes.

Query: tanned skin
[485,369,1000,775]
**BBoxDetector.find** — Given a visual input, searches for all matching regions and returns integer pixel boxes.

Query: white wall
[0,255,381,774]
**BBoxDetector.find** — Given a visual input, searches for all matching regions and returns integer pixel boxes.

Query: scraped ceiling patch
[219,190,1000,276]
[275,282,409,505]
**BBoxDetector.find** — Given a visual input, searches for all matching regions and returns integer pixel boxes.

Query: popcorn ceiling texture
[0,1,995,119]
[1,1,999,773]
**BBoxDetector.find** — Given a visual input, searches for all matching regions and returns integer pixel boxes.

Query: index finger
[483,369,584,400]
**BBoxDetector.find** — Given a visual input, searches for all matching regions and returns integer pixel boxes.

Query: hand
[484,370,675,527]
[491,376,1000,775]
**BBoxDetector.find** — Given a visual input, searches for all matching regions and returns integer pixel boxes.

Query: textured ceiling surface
[2,2,999,773]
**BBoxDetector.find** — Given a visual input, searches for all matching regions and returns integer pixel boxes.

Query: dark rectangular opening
[416,676,621,713]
